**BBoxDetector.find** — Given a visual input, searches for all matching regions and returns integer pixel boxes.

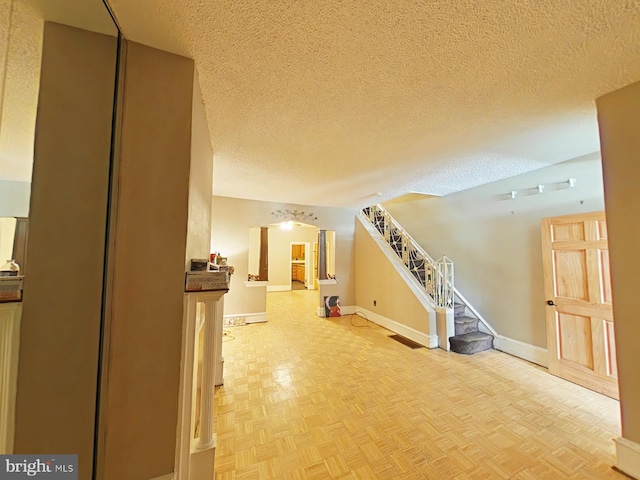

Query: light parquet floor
[214,290,623,479]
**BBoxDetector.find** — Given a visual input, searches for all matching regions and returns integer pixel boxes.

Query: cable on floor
[349,311,371,328]
[223,329,235,342]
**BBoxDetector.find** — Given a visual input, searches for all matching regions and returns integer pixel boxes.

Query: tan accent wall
[354,220,431,334]
[596,81,640,444]
[13,23,117,480]
[99,42,194,479]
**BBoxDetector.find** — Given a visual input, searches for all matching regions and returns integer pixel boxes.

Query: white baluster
[0,303,21,454]
[197,299,216,450]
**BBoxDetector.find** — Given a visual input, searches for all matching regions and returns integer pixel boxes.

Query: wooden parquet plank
[214,290,625,479]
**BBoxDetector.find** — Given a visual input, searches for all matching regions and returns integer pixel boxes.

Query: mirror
[0,0,119,272]
[1,0,121,470]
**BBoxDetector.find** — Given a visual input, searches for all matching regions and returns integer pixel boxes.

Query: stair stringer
[357,214,438,348]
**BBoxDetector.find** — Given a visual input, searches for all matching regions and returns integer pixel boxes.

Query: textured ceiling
[110,1,640,208]
[0,0,42,183]
[0,0,117,183]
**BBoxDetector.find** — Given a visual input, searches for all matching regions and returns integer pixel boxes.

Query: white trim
[245,312,267,324]
[356,306,438,349]
[243,281,268,287]
[436,308,454,351]
[493,335,548,367]
[267,284,290,292]
[149,474,174,480]
[223,312,267,324]
[318,279,338,285]
[615,437,640,479]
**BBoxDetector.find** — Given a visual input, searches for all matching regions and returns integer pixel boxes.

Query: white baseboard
[493,335,548,367]
[615,437,640,479]
[224,312,268,324]
[355,306,438,349]
[267,284,290,292]
[245,312,268,324]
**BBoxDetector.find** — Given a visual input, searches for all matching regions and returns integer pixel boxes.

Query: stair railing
[361,205,453,309]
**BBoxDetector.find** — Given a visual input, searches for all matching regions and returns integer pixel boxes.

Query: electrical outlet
[373,300,377,306]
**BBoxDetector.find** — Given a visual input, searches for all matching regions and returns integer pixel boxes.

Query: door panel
[552,222,585,241]
[541,211,619,399]
[558,313,593,369]
[554,250,588,300]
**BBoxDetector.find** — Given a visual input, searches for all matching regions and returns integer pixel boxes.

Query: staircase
[451,302,494,354]
[364,205,438,304]
[361,204,494,355]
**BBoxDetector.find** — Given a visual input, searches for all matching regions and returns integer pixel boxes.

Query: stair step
[449,331,494,355]
[454,303,466,317]
[454,316,479,335]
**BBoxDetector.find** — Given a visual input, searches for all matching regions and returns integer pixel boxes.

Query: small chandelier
[271,209,318,223]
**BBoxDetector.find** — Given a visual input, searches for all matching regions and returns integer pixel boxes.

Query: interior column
[597,79,640,479]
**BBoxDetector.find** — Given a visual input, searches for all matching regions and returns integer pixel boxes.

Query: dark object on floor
[389,334,423,349]
[448,302,494,354]
[449,331,494,354]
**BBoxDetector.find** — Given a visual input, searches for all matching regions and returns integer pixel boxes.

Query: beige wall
[0,181,30,217]
[268,224,318,287]
[597,81,640,444]
[0,217,17,263]
[211,196,356,315]
[354,220,431,334]
[98,42,194,480]
[13,23,117,480]
[384,154,605,347]
[185,71,213,265]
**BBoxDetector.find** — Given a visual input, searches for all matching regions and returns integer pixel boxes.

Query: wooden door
[541,212,618,399]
